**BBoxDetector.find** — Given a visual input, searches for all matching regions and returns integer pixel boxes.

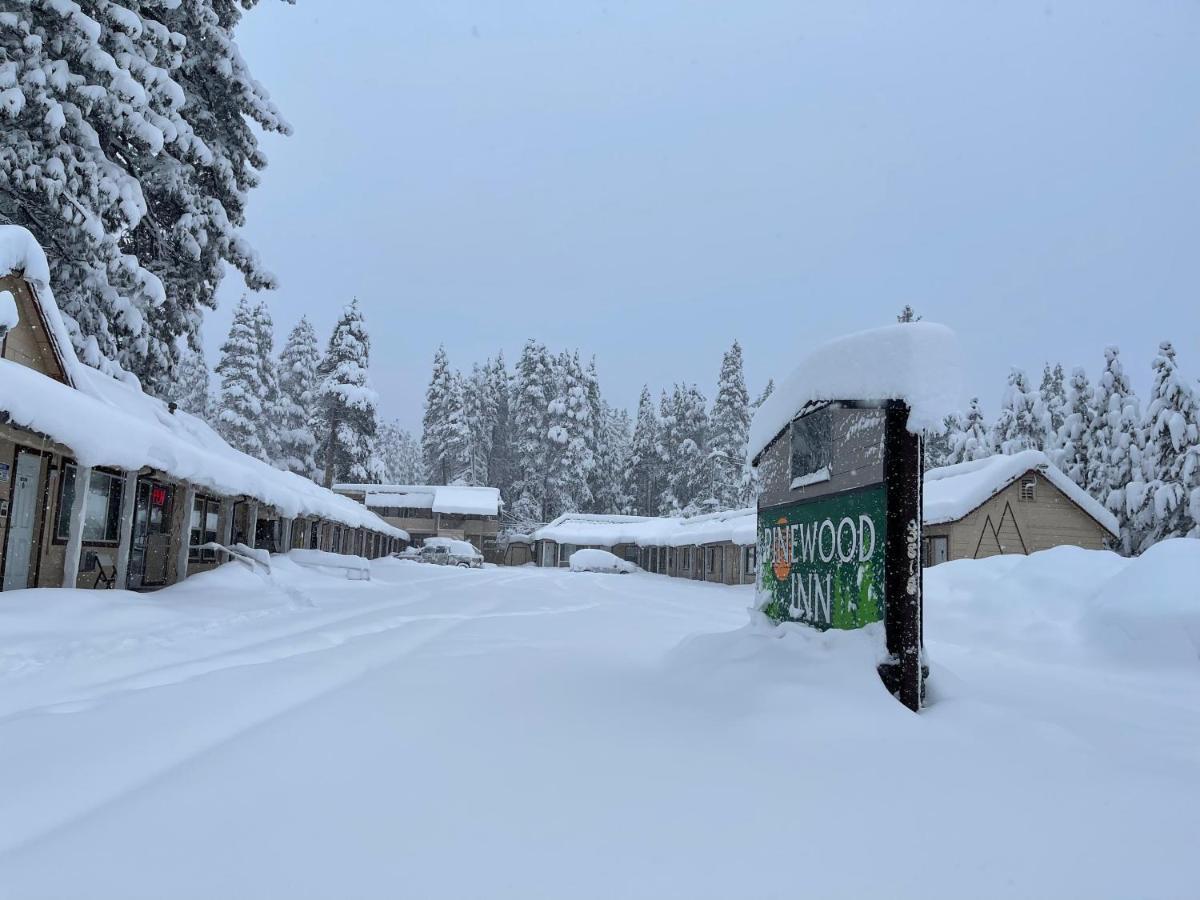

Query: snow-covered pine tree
[948,398,991,464]
[583,357,607,508]
[214,296,266,459]
[1,1,289,391]
[167,346,213,422]
[753,379,775,410]
[1058,367,1095,488]
[660,384,709,516]
[1084,347,1142,541]
[275,316,321,480]
[251,300,281,466]
[991,368,1046,454]
[1039,362,1068,458]
[420,347,471,484]
[543,351,594,517]
[708,341,751,510]
[625,386,663,516]
[377,420,423,484]
[924,413,961,471]
[510,340,557,525]
[1128,342,1197,551]
[462,364,495,486]
[484,353,516,498]
[593,403,633,514]
[896,305,921,323]
[316,300,381,486]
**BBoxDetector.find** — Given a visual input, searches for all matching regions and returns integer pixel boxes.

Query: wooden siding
[0,274,69,383]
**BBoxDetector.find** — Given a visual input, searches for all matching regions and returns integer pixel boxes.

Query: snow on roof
[0,360,407,538]
[924,450,1119,537]
[532,508,757,548]
[0,227,404,539]
[337,484,501,517]
[364,490,435,510]
[749,322,963,462]
[0,225,84,386]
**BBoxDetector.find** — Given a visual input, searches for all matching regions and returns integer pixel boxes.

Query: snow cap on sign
[748,322,963,462]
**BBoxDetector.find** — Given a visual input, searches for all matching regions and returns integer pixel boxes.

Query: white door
[3,453,42,591]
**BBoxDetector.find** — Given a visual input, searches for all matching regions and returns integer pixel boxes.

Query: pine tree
[544,351,594,516]
[593,403,633,514]
[276,316,321,479]
[377,420,423,484]
[896,305,921,323]
[214,296,266,460]
[462,364,494,486]
[316,300,380,486]
[708,341,752,509]
[991,368,1046,454]
[924,413,961,471]
[0,1,289,389]
[510,340,556,525]
[1058,367,1095,488]
[251,300,281,465]
[660,384,709,516]
[753,379,775,410]
[1128,342,1197,551]
[625,386,663,516]
[484,353,516,498]
[1084,347,1142,529]
[167,346,213,422]
[1039,363,1068,457]
[948,398,991,464]
[420,346,471,484]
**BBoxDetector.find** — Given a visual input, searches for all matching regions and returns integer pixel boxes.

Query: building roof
[532,508,757,548]
[0,227,405,539]
[337,484,502,517]
[749,322,963,462]
[923,450,1120,537]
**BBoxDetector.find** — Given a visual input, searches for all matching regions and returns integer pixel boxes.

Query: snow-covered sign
[753,325,961,712]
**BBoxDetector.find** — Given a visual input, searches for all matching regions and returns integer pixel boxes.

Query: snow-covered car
[569,548,638,574]
[419,539,484,568]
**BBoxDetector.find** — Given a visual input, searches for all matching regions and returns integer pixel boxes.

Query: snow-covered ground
[0,545,1197,899]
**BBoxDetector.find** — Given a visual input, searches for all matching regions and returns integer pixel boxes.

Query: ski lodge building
[333,484,502,554]
[0,226,407,594]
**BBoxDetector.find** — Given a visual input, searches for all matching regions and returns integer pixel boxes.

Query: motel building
[0,225,406,593]
[333,484,502,556]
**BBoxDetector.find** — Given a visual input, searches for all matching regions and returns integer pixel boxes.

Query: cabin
[0,226,406,593]
[530,509,757,586]
[333,484,501,555]
[922,450,1118,565]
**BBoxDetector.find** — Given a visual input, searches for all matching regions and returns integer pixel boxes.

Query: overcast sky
[204,1,1200,432]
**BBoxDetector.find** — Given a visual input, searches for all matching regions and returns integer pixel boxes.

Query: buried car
[569,548,639,574]
[419,538,484,568]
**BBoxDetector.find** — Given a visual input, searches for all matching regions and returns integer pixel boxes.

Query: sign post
[756,400,925,711]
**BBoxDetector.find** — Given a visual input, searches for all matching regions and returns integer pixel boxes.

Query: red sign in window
[150,486,168,507]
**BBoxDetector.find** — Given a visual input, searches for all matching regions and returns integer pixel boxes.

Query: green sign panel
[758,484,887,630]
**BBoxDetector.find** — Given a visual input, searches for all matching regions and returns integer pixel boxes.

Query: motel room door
[127,479,173,589]
[2,451,42,591]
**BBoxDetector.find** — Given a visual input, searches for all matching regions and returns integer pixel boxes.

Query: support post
[245,501,258,549]
[881,402,924,712]
[176,484,196,584]
[114,470,139,589]
[281,517,293,554]
[62,465,92,588]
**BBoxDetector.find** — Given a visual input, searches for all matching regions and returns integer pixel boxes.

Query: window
[332,526,342,553]
[56,464,123,543]
[790,406,833,487]
[682,547,692,571]
[559,543,576,565]
[189,496,220,561]
[1019,477,1037,502]
[742,544,756,573]
[706,547,717,574]
[310,521,320,549]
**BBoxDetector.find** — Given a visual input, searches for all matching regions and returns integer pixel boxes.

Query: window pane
[57,463,77,540]
[81,472,118,542]
[791,406,832,482]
